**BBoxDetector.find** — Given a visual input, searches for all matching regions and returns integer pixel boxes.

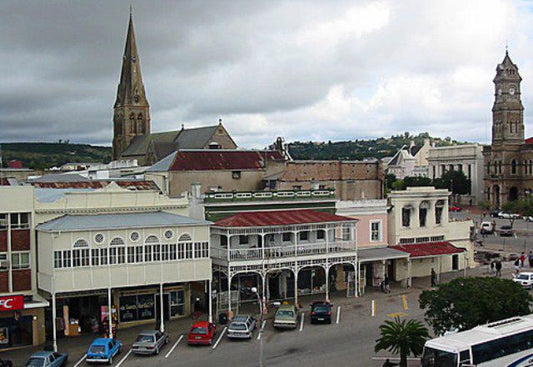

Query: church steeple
[492,50,524,145]
[112,11,151,160]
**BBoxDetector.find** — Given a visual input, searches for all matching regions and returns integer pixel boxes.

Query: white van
[480,221,494,234]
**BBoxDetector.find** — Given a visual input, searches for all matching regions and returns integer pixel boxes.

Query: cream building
[387,187,475,285]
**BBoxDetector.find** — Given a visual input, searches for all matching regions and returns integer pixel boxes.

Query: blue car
[25,351,68,367]
[86,338,122,364]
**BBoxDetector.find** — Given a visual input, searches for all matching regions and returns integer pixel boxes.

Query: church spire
[112,11,151,160]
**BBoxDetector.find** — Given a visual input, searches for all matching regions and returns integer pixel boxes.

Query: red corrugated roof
[526,137,533,144]
[390,241,465,257]
[169,150,284,171]
[213,209,356,227]
[31,180,159,190]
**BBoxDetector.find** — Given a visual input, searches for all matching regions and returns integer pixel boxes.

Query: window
[282,233,291,242]
[194,242,202,258]
[220,236,228,247]
[94,233,104,244]
[91,249,100,266]
[186,243,193,259]
[317,230,325,240]
[232,171,241,179]
[169,244,177,260]
[145,236,158,262]
[54,251,62,269]
[100,248,108,265]
[11,252,30,269]
[130,232,139,242]
[62,250,71,268]
[135,246,143,263]
[0,215,7,230]
[178,234,192,242]
[170,290,185,317]
[299,231,309,241]
[178,243,185,259]
[419,202,429,227]
[239,235,248,245]
[201,242,209,258]
[341,225,351,241]
[371,221,381,242]
[144,245,152,262]
[162,244,169,261]
[164,230,173,240]
[10,213,29,229]
[153,244,161,261]
[402,207,411,227]
[127,246,135,263]
[110,237,125,265]
[512,160,518,175]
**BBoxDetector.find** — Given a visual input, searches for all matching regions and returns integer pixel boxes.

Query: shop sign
[0,295,24,311]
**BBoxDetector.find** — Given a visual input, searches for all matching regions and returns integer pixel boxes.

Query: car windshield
[135,334,155,343]
[517,274,530,280]
[276,310,294,318]
[89,345,106,354]
[25,358,45,367]
[313,306,330,313]
[191,327,208,335]
[421,347,458,367]
[230,323,247,330]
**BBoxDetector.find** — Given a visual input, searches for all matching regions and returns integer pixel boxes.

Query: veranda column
[325,266,330,301]
[294,268,299,306]
[208,279,213,323]
[407,259,412,287]
[160,283,165,332]
[228,274,233,314]
[52,292,57,352]
[107,287,112,338]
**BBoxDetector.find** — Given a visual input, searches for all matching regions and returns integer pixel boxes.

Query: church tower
[492,51,524,145]
[112,11,150,160]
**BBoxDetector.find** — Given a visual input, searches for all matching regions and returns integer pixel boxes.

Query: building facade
[428,144,485,204]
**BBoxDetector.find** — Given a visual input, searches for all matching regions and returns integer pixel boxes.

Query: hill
[287,132,470,161]
[1,142,111,170]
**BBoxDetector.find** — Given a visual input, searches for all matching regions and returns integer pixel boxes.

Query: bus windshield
[422,347,458,367]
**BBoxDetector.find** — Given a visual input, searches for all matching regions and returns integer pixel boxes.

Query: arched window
[145,235,160,262]
[402,205,412,228]
[178,234,192,259]
[73,239,88,248]
[137,113,143,134]
[109,237,125,265]
[487,162,491,174]
[73,239,89,267]
[512,160,517,175]
[419,201,429,227]
[435,200,445,225]
[178,234,192,242]
[129,113,136,134]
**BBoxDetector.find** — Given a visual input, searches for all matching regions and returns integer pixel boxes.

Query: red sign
[0,295,24,311]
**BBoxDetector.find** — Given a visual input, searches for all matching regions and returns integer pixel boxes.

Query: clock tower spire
[492,50,524,145]
[112,11,150,160]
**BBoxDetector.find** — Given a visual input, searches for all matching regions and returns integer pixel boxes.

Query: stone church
[112,13,237,166]
[483,51,533,208]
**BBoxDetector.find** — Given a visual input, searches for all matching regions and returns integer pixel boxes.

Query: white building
[427,144,485,204]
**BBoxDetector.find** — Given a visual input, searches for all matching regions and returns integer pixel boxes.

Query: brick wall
[12,269,31,291]
[0,231,6,252]
[0,272,8,293]
[11,229,30,251]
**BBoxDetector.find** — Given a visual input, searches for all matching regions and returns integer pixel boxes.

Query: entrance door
[452,255,459,271]
[155,294,170,321]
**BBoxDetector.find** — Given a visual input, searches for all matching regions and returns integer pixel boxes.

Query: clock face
[509,88,516,95]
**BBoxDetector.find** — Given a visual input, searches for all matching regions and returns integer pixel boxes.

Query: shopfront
[0,295,47,350]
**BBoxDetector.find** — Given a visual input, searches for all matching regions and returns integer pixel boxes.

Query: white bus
[421,314,533,366]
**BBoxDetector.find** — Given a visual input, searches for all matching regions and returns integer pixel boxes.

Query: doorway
[155,294,170,322]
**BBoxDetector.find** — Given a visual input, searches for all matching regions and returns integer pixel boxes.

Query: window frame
[370,220,382,242]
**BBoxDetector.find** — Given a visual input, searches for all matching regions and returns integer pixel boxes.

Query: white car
[480,222,494,234]
[513,272,533,289]
[499,212,521,219]
[525,216,533,222]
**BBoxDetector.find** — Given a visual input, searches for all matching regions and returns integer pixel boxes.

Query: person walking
[521,253,526,268]
[431,268,437,287]
[528,251,533,268]
[490,261,495,275]
[514,258,521,276]
[495,260,502,277]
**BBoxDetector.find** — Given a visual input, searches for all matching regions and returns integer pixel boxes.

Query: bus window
[422,347,458,367]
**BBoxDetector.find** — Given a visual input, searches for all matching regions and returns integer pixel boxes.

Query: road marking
[116,349,132,367]
[371,300,375,317]
[402,294,408,310]
[165,334,184,358]
[336,306,341,324]
[299,312,305,332]
[212,326,227,350]
[387,312,408,318]
[257,320,266,340]
[372,357,421,361]
[73,354,87,367]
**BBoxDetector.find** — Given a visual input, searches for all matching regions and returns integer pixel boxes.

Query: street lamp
[251,287,265,367]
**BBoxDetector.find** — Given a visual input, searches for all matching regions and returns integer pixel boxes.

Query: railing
[203,189,336,203]
[211,241,356,261]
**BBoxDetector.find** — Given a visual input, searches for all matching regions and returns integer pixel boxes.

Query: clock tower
[492,51,524,145]
[112,11,150,160]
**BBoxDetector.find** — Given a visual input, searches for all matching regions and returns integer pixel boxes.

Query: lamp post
[251,287,264,367]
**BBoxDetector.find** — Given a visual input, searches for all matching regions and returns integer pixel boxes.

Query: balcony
[212,240,356,262]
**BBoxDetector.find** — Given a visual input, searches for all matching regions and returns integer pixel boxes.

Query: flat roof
[37,211,211,232]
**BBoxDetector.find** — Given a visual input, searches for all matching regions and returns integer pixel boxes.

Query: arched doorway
[509,186,519,202]
[493,185,500,208]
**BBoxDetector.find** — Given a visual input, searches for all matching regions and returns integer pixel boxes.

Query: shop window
[402,207,411,227]
[170,290,185,317]
[371,221,381,242]
[11,252,30,269]
[119,294,155,323]
[299,231,309,241]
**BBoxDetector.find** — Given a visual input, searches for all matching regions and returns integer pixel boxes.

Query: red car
[187,321,217,345]
[449,206,462,212]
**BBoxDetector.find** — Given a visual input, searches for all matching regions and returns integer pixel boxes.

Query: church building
[483,51,533,207]
[112,13,237,166]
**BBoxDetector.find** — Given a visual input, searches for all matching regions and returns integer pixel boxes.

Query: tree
[386,173,397,190]
[391,179,404,190]
[403,176,432,188]
[432,170,471,203]
[419,277,532,336]
[375,316,429,367]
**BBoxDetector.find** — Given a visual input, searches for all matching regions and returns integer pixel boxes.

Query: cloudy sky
[1,0,533,148]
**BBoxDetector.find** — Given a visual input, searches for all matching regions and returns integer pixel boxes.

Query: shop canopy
[390,241,466,258]
[358,247,410,263]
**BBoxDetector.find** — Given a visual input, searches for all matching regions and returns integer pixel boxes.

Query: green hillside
[1,142,111,170]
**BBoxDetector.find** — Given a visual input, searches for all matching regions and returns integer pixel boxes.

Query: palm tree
[375,316,429,367]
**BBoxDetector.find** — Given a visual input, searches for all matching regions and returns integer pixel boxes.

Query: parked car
[86,338,122,364]
[480,221,495,235]
[449,206,462,212]
[310,301,333,324]
[490,209,501,218]
[273,304,298,329]
[513,272,533,289]
[187,321,217,345]
[227,315,256,339]
[525,215,533,222]
[25,352,68,367]
[499,225,514,237]
[0,359,13,367]
[132,330,169,355]
[499,212,521,219]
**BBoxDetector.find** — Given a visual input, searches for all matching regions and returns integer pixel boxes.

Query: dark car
[310,301,333,324]
[499,225,514,237]
[490,209,501,218]
[0,359,13,367]
[25,352,68,367]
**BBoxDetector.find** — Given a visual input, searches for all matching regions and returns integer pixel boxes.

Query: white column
[294,269,299,306]
[325,266,330,301]
[407,260,412,287]
[227,235,231,262]
[228,274,232,313]
[107,288,112,339]
[262,271,267,302]
[208,279,213,323]
[355,262,359,298]
[160,283,165,332]
[52,293,57,352]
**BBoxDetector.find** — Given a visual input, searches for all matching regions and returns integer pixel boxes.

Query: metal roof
[358,247,409,263]
[37,211,211,232]
[35,188,96,203]
[390,242,465,258]
[213,209,356,228]
[31,180,160,191]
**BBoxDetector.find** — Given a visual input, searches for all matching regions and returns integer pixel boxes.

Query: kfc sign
[0,295,24,311]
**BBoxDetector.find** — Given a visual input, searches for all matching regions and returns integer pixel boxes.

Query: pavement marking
[165,334,184,358]
[402,294,408,310]
[212,326,227,350]
[257,320,266,340]
[371,300,375,317]
[116,349,132,367]
[372,357,421,361]
[387,312,408,318]
[299,312,305,332]
[73,354,87,367]
[336,306,341,324]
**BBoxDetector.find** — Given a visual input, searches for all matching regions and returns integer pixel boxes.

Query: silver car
[131,330,169,355]
[227,315,256,339]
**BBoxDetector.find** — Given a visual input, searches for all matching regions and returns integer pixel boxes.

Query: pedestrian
[529,251,533,268]
[382,359,398,367]
[469,198,473,207]
[521,253,526,268]
[514,258,521,275]
[490,261,495,275]
[495,260,502,277]
[383,274,391,294]
[431,268,437,287]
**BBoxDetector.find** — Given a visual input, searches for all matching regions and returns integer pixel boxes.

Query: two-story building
[387,187,475,285]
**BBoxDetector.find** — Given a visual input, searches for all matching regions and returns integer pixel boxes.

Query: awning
[24,294,49,309]
[358,247,410,263]
[390,241,466,258]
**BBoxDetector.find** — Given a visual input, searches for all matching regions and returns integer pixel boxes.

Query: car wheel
[108,356,113,365]
[155,347,159,355]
